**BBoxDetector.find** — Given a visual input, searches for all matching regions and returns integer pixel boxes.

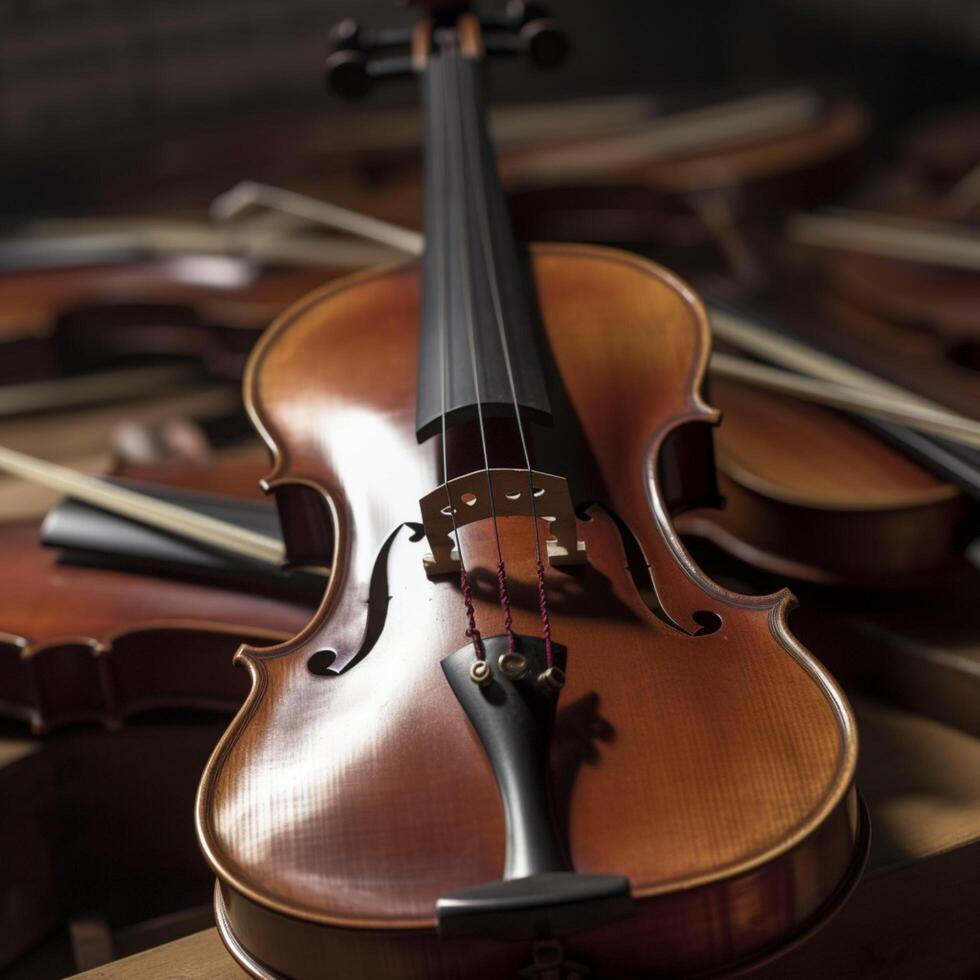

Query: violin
[657,115,980,588]
[676,274,980,585]
[0,242,359,517]
[878,104,980,220]
[0,450,318,733]
[0,251,343,392]
[504,87,869,282]
[722,114,980,579]
[197,6,865,977]
[677,372,972,586]
[782,103,980,418]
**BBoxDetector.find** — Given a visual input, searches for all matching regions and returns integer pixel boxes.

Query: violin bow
[789,208,980,272]
[0,444,301,569]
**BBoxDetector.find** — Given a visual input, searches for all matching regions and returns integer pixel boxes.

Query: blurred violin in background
[506,87,869,281]
[0,448,320,734]
[785,123,980,419]
[0,440,325,972]
[0,216,400,520]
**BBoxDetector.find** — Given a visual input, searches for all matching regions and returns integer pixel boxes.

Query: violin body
[507,95,868,272]
[792,106,980,418]
[0,454,317,732]
[801,281,980,421]
[0,258,338,386]
[198,246,864,978]
[678,377,971,586]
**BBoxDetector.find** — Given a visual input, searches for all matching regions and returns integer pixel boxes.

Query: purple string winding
[460,568,484,660]
[535,560,554,668]
[496,560,517,652]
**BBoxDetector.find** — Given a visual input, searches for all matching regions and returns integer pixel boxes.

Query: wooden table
[71,929,245,980]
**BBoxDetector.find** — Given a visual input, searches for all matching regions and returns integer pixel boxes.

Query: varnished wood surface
[0,261,340,341]
[79,696,980,980]
[0,521,304,644]
[198,246,860,977]
[0,452,319,731]
[0,520,311,731]
[706,379,952,507]
[678,377,969,584]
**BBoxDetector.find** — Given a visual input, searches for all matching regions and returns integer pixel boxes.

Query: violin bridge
[419,469,587,576]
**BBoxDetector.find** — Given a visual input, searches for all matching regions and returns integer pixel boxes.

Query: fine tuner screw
[498,651,529,680]
[536,665,565,692]
[322,17,415,99]
[470,660,493,686]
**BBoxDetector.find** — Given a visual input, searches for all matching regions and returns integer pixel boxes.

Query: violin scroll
[323,0,566,98]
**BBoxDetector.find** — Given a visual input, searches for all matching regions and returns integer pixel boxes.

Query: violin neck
[415,39,551,442]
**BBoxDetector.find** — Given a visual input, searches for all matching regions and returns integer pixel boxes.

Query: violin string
[434,52,482,661]
[447,49,515,654]
[457,48,554,668]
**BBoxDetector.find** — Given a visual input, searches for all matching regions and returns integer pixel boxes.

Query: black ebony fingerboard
[415,50,551,442]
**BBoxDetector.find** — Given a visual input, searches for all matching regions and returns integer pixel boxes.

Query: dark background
[1,0,979,213]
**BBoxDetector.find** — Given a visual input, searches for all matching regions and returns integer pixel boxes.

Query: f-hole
[583,503,688,633]
[691,610,723,636]
[947,339,980,373]
[307,650,337,675]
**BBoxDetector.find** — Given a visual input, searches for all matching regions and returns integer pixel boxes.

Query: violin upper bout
[528,243,735,630]
[238,262,431,673]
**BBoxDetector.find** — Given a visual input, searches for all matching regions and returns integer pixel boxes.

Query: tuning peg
[519,14,566,68]
[324,48,371,99]
[483,2,567,69]
[323,18,416,99]
[329,18,414,54]
[330,17,364,52]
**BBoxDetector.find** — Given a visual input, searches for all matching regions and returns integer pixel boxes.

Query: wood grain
[678,377,969,585]
[68,929,248,980]
[86,696,980,979]
[0,453,318,732]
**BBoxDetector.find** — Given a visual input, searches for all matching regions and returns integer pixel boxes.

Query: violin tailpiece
[438,635,632,940]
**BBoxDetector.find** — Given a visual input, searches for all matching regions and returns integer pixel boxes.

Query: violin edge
[205,789,868,980]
